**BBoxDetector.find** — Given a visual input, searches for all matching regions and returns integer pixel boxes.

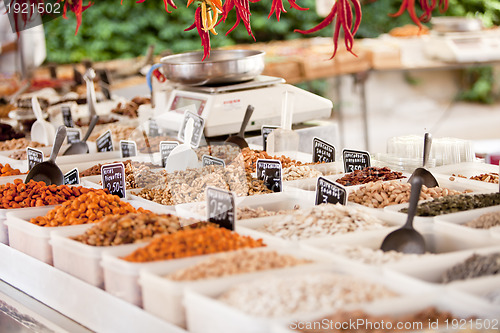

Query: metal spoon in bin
[225,105,254,149]
[408,132,439,188]
[380,174,426,254]
[25,126,67,185]
[63,115,99,155]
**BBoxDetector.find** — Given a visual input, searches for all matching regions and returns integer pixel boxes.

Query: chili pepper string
[60,0,93,34]
[390,0,449,27]
[185,6,211,60]
[135,0,177,13]
[295,0,361,58]
[222,0,254,40]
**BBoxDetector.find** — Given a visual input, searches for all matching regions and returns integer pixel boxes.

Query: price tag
[120,140,137,158]
[61,106,74,128]
[101,163,126,198]
[96,130,114,152]
[178,111,205,148]
[26,147,43,170]
[261,125,279,151]
[160,141,179,167]
[63,168,80,185]
[202,154,226,167]
[315,176,347,205]
[66,128,81,144]
[256,159,282,192]
[206,186,236,230]
[313,137,336,163]
[149,118,159,137]
[342,149,371,173]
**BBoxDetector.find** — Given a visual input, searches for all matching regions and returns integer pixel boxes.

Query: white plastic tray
[183,266,434,333]
[300,225,498,271]
[386,246,500,285]
[49,200,175,287]
[139,247,321,328]
[102,229,278,307]
[175,191,316,222]
[429,162,499,192]
[4,198,157,265]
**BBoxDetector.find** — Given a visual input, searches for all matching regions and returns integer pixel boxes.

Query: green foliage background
[44,0,500,63]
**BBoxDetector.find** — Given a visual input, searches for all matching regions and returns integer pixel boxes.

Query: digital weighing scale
[154,75,333,137]
[424,29,500,63]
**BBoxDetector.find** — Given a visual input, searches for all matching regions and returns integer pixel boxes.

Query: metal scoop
[30,97,55,146]
[408,132,439,188]
[380,174,426,254]
[225,105,254,149]
[63,115,99,155]
[166,118,199,172]
[83,69,97,117]
[25,126,67,185]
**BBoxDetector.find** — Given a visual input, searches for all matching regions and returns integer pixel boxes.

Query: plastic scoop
[408,132,439,188]
[380,174,426,254]
[25,126,67,186]
[225,105,254,149]
[166,118,199,172]
[63,115,99,155]
[30,97,55,146]
[266,90,299,158]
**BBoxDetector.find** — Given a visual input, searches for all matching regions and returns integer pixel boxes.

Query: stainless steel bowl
[160,50,265,86]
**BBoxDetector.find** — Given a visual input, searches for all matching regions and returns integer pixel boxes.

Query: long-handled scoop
[408,132,439,188]
[25,126,67,185]
[84,69,97,118]
[380,175,426,254]
[30,97,55,146]
[63,115,99,155]
[165,118,199,172]
[266,90,299,157]
[225,105,254,149]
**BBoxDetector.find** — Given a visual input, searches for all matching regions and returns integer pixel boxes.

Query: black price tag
[342,149,371,173]
[66,128,81,144]
[101,163,126,198]
[256,159,282,192]
[26,147,43,170]
[313,137,336,163]
[178,111,205,148]
[202,154,226,167]
[63,168,80,185]
[315,176,347,205]
[261,125,279,151]
[96,130,114,152]
[149,118,159,137]
[120,140,137,158]
[206,186,236,230]
[160,141,179,168]
[61,106,74,128]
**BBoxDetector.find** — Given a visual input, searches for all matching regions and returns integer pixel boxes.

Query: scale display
[170,95,206,115]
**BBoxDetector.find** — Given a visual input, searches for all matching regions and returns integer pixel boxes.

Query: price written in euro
[315,177,347,205]
[101,163,126,198]
[206,187,235,230]
[342,149,370,173]
[313,137,335,163]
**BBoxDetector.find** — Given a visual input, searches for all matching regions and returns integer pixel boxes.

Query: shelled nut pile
[122,226,265,262]
[402,193,500,217]
[88,124,136,143]
[322,244,432,265]
[258,204,387,240]
[336,167,405,186]
[29,191,138,226]
[241,147,305,173]
[8,150,49,160]
[135,164,272,205]
[0,138,45,151]
[0,163,23,176]
[282,165,322,181]
[195,144,242,164]
[219,273,397,317]
[72,212,203,246]
[349,180,465,208]
[442,252,500,283]
[465,211,500,229]
[452,173,499,184]
[166,250,312,281]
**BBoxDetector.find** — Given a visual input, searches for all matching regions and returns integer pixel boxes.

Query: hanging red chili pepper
[390,0,448,27]
[222,0,254,40]
[185,6,211,60]
[295,0,361,58]
[268,0,308,21]
[60,0,93,34]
